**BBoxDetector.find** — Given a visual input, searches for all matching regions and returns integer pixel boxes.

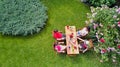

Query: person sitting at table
[52,29,66,41]
[53,42,67,53]
[77,37,90,53]
[77,26,90,37]
[78,42,88,53]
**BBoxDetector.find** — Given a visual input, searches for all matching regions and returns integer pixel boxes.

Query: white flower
[112,56,116,59]
[101,5,108,10]
[86,13,89,16]
[104,5,108,9]
[117,18,120,21]
[96,7,99,10]
[92,12,97,17]
[116,9,119,12]
[99,23,103,27]
[97,30,100,33]
[96,34,99,39]
[91,9,95,13]
[100,60,103,63]
[100,8,103,11]
[112,59,116,63]
[89,19,94,23]
[90,7,95,13]
[85,21,89,24]
[100,33,103,35]
[111,24,116,28]
[90,6,94,10]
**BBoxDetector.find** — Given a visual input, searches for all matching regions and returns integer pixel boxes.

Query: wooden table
[65,26,79,55]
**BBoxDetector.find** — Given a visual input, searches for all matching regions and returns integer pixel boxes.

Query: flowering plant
[86,5,120,63]
[86,5,120,25]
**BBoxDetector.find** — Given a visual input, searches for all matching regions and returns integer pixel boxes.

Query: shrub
[87,5,120,25]
[81,0,116,7]
[86,5,120,63]
[0,0,48,36]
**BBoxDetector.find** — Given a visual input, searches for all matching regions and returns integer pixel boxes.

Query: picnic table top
[65,26,79,55]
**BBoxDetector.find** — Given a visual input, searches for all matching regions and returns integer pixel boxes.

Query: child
[77,26,90,37]
[77,37,89,53]
[79,43,88,53]
[53,42,66,53]
[52,29,65,41]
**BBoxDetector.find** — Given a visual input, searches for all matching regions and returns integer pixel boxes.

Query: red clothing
[81,44,87,49]
[53,32,62,39]
[83,44,87,49]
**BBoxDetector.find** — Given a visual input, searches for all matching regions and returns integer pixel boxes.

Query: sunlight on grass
[0,0,115,67]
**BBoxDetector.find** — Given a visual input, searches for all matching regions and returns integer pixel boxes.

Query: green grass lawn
[0,0,116,67]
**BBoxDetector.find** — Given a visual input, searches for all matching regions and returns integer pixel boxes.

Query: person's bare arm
[83,47,88,53]
[77,37,85,42]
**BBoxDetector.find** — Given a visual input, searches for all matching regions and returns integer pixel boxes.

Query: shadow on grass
[56,50,97,63]
[57,53,81,64]
[57,49,106,62]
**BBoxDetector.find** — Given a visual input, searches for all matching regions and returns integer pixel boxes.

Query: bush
[87,5,120,25]
[86,5,120,63]
[0,0,48,36]
[81,0,116,7]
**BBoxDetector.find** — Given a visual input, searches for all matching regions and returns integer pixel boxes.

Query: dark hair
[53,42,59,51]
[87,26,90,32]
[53,44,56,48]
[53,42,58,48]
[53,29,58,33]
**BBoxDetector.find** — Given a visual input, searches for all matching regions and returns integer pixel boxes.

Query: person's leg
[58,42,64,45]
[61,46,66,51]
[83,48,88,53]
[57,37,65,41]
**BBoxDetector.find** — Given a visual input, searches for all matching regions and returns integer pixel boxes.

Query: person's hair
[87,26,90,32]
[53,42,58,50]
[53,29,58,33]
[53,44,56,51]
